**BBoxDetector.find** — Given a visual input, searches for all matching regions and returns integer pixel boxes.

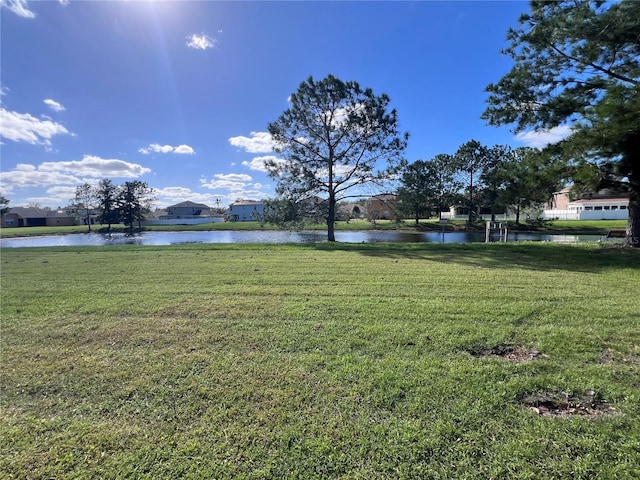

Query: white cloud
[229,131,274,153]
[59,0,70,5]
[14,164,36,171]
[229,188,269,199]
[153,187,221,209]
[242,155,285,172]
[1,0,36,18]
[173,144,195,155]
[46,185,77,197]
[139,143,195,155]
[215,173,252,182]
[200,178,249,191]
[140,144,174,154]
[155,186,194,197]
[326,103,365,128]
[40,185,78,205]
[0,156,151,190]
[44,99,65,112]
[186,33,216,50]
[199,171,267,193]
[515,125,572,149]
[0,107,69,145]
[39,155,151,177]
[0,164,81,189]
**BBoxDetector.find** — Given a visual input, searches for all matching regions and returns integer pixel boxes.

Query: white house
[543,188,629,220]
[227,199,265,222]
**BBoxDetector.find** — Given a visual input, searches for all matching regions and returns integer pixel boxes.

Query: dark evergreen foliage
[267,75,408,241]
[483,0,640,245]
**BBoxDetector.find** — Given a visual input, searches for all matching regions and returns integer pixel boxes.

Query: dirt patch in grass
[468,343,544,363]
[522,391,618,417]
[601,347,640,365]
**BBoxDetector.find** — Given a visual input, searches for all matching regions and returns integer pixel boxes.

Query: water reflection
[0,230,603,248]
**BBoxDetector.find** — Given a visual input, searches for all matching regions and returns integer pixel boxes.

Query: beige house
[367,194,398,220]
[1,207,76,228]
[339,203,366,220]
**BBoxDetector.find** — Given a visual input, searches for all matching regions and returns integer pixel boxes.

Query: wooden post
[439,218,448,244]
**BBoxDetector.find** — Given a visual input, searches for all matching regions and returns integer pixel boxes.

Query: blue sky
[0,0,568,209]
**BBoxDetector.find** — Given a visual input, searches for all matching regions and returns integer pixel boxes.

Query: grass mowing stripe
[1,242,639,478]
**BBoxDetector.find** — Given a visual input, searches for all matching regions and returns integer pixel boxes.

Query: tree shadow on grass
[307,242,640,274]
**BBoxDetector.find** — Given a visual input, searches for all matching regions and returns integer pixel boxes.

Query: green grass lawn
[541,219,628,231]
[1,243,639,478]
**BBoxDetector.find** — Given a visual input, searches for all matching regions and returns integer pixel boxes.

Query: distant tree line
[260,73,572,235]
[69,180,155,232]
[395,141,568,225]
[0,192,10,216]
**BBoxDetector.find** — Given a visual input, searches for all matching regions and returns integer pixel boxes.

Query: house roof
[5,207,72,218]
[555,187,630,199]
[168,201,211,209]
[369,194,397,201]
[230,199,264,206]
[570,198,629,204]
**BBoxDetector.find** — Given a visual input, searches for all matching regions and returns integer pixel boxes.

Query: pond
[0,230,604,248]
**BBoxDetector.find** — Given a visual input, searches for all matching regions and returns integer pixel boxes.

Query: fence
[542,209,628,221]
[440,213,520,221]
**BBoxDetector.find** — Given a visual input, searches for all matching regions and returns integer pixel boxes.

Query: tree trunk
[515,203,521,225]
[468,174,474,225]
[327,193,336,242]
[627,185,640,248]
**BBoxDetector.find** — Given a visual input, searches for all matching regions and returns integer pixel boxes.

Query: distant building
[166,201,212,217]
[339,203,366,220]
[1,207,76,228]
[143,201,224,225]
[446,205,496,219]
[227,199,265,222]
[367,194,398,220]
[544,188,629,220]
[549,186,573,210]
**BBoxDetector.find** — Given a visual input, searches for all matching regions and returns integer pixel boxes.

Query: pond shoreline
[0,229,609,248]
[0,220,622,240]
